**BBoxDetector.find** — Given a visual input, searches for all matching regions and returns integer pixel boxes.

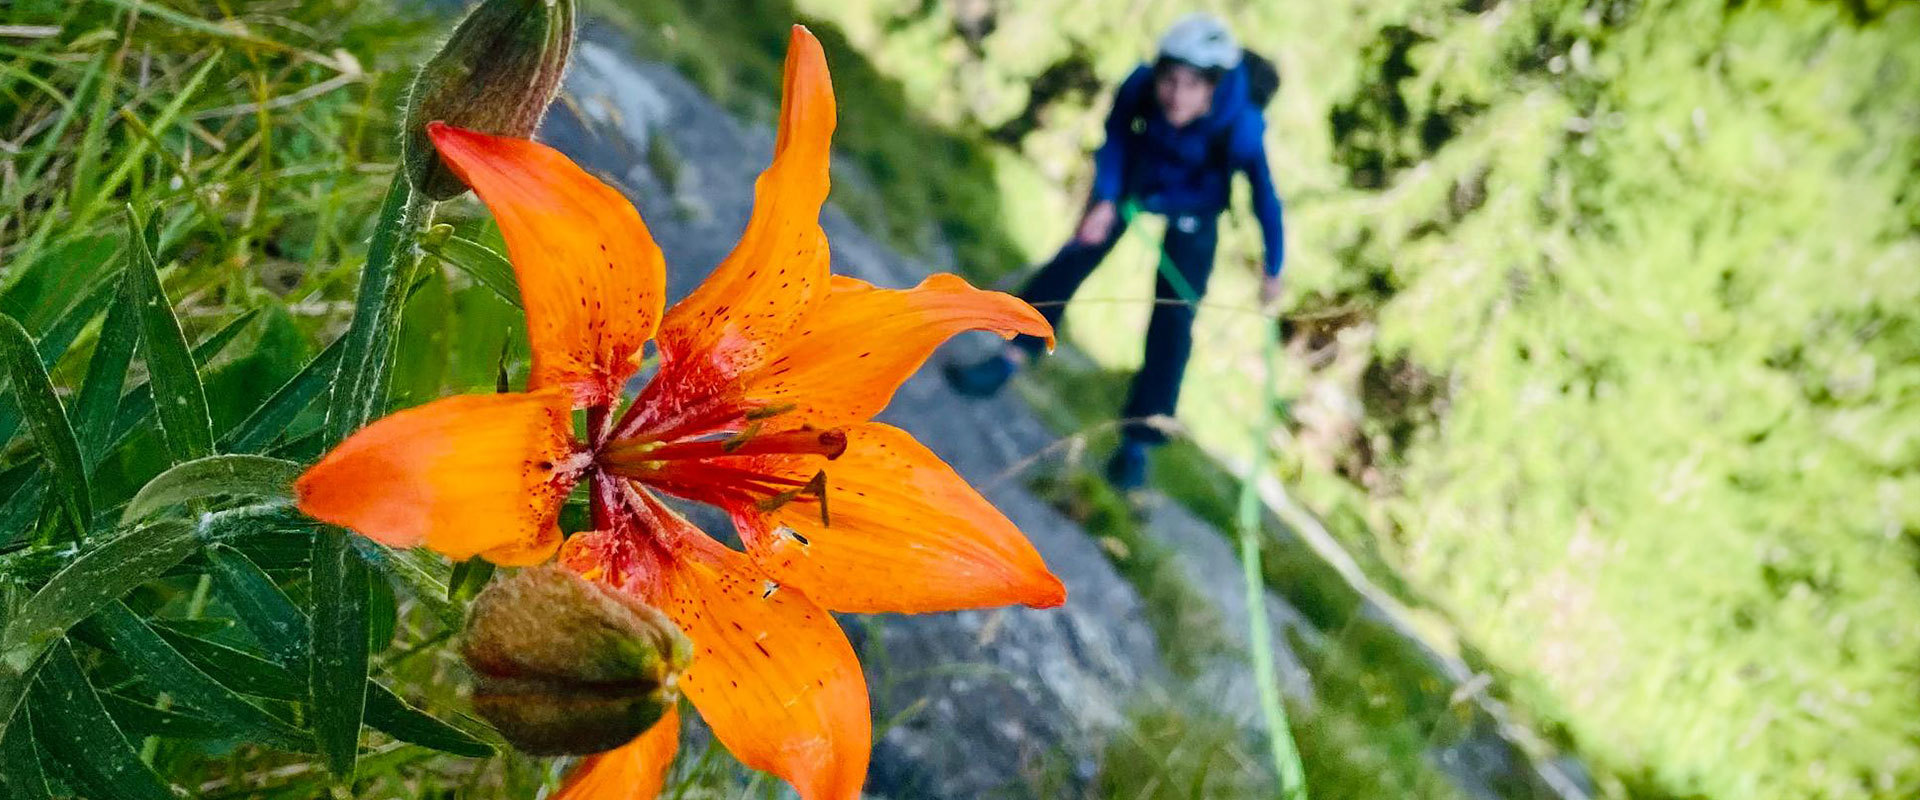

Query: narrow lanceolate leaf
[124,209,214,462]
[0,520,197,676]
[81,603,311,751]
[0,276,118,450]
[155,626,304,701]
[73,274,139,463]
[310,533,372,778]
[0,315,89,528]
[99,693,226,741]
[354,540,464,631]
[29,642,175,800]
[430,234,522,308]
[103,309,255,450]
[0,701,47,800]
[221,336,346,453]
[206,544,305,660]
[121,454,303,524]
[364,686,495,757]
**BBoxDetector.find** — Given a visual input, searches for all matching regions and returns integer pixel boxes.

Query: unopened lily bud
[462,565,690,756]
[404,0,575,200]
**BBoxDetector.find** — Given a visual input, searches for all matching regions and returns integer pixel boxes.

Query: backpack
[1241,50,1280,109]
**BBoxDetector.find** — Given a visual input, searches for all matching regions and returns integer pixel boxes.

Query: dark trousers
[1013,213,1219,444]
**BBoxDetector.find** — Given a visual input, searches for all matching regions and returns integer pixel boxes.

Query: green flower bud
[461,565,690,756]
[404,0,575,201]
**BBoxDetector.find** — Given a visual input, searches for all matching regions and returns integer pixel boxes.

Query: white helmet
[1157,14,1241,71]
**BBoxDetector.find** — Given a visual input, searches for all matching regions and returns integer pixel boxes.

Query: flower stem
[311,171,434,782]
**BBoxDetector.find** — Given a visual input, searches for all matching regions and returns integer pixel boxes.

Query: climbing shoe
[1105,439,1150,492]
[943,353,1015,398]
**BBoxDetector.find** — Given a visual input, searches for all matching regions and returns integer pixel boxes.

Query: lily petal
[429,123,666,407]
[634,26,836,434]
[632,498,868,800]
[294,391,578,562]
[741,274,1053,428]
[552,706,680,800]
[731,423,1065,613]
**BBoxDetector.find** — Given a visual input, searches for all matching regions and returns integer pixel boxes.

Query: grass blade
[124,209,214,463]
[0,520,197,676]
[220,335,345,453]
[0,314,91,530]
[0,701,48,800]
[121,454,302,524]
[81,603,311,752]
[28,641,174,800]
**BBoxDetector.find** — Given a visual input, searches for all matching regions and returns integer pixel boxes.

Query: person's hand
[1259,274,1284,311]
[1075,200,1118,245]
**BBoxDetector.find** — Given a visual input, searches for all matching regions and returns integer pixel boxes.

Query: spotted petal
[728,423,1065,614]
[429,123,666,407]
[294,391,577,563]
[631,26,837,435]
[625,498,869,800]
[738,274,1052,429]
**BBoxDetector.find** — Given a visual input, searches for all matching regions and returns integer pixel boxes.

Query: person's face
[1154,63,1215,127]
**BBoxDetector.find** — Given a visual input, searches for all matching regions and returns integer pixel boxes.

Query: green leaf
[72,274,139,464]
[0,701,47,800]
[447,556,496,602]
[99,692,226,741]
[154,626,303,701]
[124,209,214,462]
[0,274,118,452]
[106,309,254,447]
[310,532,371,778]
[221,335,345,453]
[28,641,174,800]
[429,233,522,308]
[80,603,311,751]
[208,545,495,757]
[353,539,464,631]
[0,520,197,675]
[120,454,303,524]
[205,543,304,657]
[0,314,90,530]
[364,685,494,758]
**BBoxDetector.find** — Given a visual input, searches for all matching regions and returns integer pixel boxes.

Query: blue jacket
[1090,63,1286,277]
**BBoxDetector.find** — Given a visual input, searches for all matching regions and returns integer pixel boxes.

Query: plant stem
[310,171,433,782]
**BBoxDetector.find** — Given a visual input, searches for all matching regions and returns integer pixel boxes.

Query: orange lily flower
[294,25,1064,800]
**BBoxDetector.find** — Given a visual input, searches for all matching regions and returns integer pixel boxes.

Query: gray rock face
[541,26,1164,799]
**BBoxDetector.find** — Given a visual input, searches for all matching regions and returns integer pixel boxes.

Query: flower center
[597,425,847,523]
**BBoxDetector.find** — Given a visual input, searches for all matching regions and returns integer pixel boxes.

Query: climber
[946,13,1286,491]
